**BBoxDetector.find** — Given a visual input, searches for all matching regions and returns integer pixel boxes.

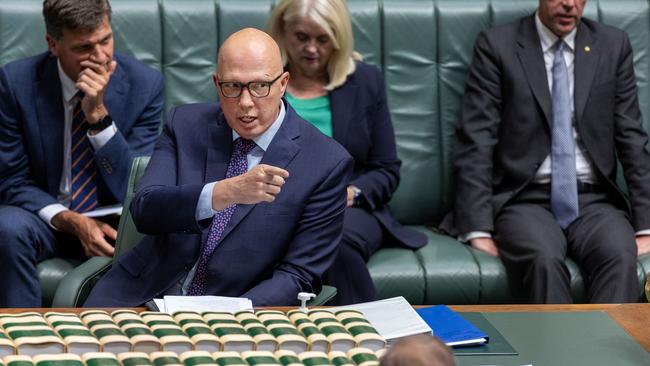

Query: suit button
[101,158,113,174]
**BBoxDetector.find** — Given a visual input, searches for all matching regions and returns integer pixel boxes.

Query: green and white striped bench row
[0,348,385,366]
[0,311,384,356]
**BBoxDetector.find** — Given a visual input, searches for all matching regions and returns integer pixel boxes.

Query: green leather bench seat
[2,0,648,306]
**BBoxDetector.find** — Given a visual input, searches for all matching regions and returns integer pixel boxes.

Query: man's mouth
[556,14,575,23]
[239,116,256,123]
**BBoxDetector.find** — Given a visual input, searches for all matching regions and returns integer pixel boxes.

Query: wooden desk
[448,303,650,353]
[7,303,650,353]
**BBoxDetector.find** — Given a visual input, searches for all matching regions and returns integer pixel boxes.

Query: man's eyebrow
[72,32,112,49]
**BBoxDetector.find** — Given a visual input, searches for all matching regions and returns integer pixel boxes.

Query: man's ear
[46,34,59,57]
[279,71,290,94]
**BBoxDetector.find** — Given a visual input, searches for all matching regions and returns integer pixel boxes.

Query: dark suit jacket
[85,102,353,306]
[445,15,650,235]
[0,52,164,210]
[330,61,425,249]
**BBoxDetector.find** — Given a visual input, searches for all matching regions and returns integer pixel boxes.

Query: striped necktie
[550,40,579,229]
[70,96,99,213]
[187,137,258,295]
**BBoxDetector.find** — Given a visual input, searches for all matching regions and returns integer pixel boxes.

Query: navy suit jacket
[330,61,425,249]
[0,52,164,211]
[85,102,353,306]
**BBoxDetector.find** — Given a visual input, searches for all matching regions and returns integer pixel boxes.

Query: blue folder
[416,305,488,346]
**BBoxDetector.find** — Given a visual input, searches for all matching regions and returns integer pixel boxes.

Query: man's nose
[238,88,255,107]
[562,0,576,8]
[90,44,108,63]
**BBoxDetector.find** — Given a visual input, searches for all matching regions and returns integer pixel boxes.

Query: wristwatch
[351,186,363,207]
[88,114,113,131]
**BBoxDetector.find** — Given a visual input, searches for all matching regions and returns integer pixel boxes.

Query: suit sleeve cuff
[636,229,650,236]
[87,121,117,150]
[459,231,492,242]
[38,204,69,230]
[196,182,218,221]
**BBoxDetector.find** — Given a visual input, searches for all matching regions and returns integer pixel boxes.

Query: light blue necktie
[550,40,579,229]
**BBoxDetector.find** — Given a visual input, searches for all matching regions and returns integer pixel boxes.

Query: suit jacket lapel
[574,22,599,126]
[34,55,65,195]
[103,58,127,126]
[205,112,232,183]
[330,81,358,145]
[516,15,553,128]
[219,104,301,242]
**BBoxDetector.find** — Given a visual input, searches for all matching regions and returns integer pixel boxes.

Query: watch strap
[88,114,113,131]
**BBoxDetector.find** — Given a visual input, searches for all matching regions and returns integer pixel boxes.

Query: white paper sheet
[331,296,432,342]
[81,204,123,218]
[161,295,253,314]
[153,298,166,312]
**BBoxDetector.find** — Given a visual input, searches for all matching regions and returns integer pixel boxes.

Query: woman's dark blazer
[329,61,426,249]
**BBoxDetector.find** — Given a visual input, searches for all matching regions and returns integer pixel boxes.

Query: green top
[285,92,333,138]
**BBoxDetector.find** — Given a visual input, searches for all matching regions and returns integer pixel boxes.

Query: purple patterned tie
[187,137,257,295]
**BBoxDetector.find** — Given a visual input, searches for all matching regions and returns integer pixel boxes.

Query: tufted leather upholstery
[1,0,646,305]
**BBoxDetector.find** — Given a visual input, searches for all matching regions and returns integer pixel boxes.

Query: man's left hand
[77,59,117,123]
[636,235,650,256]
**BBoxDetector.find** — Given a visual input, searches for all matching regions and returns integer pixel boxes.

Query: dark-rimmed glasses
[217,73,284,98]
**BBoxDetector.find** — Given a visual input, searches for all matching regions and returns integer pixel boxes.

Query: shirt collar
[57,60,79,104]
[535,11,576,53]
[232,99,286,152]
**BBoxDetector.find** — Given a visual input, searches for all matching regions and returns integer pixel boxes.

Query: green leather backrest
[114,156,150,258]
[1,0,648,228]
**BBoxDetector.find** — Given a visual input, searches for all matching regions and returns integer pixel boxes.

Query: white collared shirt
[37,60,118,228]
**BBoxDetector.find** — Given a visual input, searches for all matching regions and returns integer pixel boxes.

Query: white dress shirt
[37,60,118,228]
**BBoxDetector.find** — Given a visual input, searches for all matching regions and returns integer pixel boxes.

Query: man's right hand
[77,59,117,124]
[52,211,116,257]
[212,164,290,211]
[469,237,499,257]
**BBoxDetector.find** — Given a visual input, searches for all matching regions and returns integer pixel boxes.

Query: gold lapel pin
[584,46,591,52]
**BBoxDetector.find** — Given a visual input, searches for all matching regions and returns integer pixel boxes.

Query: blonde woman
[269,0,426,305]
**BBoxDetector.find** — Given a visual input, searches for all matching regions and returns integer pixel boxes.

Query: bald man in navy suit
[86,28,352,306]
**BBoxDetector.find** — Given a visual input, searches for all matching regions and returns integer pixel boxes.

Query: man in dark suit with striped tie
[0,0,163,307]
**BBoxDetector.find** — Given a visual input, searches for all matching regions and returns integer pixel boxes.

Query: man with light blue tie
[84,28,353,307]
[442,0,650,303]
[0,0,163,307]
